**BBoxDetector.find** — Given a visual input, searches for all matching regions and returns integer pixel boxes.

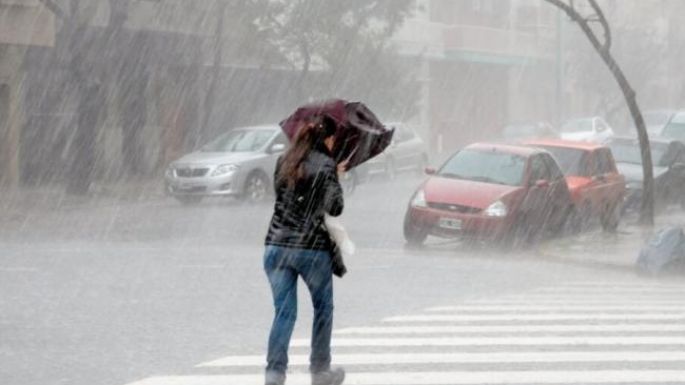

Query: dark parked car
[661,111,685,141]
[606,137,685,212]
[403,143,574,246]
[361,122,428,179]
[643,110,676,136]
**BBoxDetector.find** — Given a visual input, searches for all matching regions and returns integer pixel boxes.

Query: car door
[663,142,685,203]
[582,150,604,210]
[596,148,624,204]
[520,154,555,225]
[541,153,573,227]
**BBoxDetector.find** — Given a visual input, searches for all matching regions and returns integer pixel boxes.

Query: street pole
[555,7,564,125]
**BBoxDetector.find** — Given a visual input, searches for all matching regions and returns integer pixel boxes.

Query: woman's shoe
[265,370,285,385]
[311,368,345,385]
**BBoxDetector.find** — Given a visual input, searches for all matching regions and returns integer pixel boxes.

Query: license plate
[439,217,462,230]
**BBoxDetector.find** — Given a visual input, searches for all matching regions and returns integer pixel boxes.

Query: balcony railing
[393,19,556,61]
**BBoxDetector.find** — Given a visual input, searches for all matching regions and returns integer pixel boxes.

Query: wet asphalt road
[1,175,682,385]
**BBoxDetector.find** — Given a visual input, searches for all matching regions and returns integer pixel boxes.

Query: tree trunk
[596,51,654,225]
[544,0,655,225]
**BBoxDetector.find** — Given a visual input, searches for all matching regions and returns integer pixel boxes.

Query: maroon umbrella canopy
[279,99,394,169]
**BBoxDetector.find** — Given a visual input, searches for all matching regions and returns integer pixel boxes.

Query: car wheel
[243,171,269,204]
[385,158,396,180]
[600,201,621,232]
[175,196,203,205]
[403,211,427,246]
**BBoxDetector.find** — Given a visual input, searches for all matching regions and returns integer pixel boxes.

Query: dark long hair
[279,115,337,187]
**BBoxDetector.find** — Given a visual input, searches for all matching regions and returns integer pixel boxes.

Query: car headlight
[484,200,508,217]
[165,166,175,178]
[211,164,239,177]
[411,190,427,208]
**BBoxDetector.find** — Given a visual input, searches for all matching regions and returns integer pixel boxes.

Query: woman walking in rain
[264,115,346,385]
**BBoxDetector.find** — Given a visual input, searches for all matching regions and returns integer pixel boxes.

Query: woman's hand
[337,160,350,177]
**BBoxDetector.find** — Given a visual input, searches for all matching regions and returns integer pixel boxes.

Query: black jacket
[265,145,344,251]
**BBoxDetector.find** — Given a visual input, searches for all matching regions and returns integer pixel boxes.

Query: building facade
[0,0,55,187]
[393,0,559,154]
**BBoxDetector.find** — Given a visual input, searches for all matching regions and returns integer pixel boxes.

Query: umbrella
[279,99,394,169]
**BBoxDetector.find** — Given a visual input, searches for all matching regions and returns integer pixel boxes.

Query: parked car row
[403,143,575,246]
[403,108,685,246]
[607,137,685,212]
[164,122,429,204]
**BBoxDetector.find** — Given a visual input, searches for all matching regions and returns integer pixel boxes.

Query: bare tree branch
[543,0,654,224]
[588,0,612,50]
[38,0,66,20]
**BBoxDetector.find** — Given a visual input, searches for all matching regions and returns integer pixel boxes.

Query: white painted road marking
[126,370,685,385]
[291,335,685,347]
[334,324,685,334]
[384,313,685,322]
[198,350,685,367]
[121,280,685,385]
[427,305,685,312]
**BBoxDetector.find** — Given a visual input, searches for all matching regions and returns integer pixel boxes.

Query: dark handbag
[331,242,347,278]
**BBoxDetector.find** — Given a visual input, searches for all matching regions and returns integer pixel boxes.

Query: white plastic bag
[324,214,356,258]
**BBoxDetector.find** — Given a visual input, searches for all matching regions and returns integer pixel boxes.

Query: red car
[403,143,574,245]
[525,139,626,231]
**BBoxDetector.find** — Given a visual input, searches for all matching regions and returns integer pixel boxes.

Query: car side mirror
[535,179,550,188]
[269,143,286,154]
[425,167,436,175]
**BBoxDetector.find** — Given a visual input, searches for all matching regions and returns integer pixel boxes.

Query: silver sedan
[164,125,287,204]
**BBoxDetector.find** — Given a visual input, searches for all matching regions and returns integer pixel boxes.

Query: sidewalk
[1,180,165,210]
[538,211,685,270]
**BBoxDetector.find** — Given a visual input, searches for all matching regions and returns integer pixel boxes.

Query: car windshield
[661,121,685,141]
[538,146,588,176]
[609,141,668,166]
[562,119,593,133]
[644,112,672,126]
[201,129,275,152]
[438,149,526,186]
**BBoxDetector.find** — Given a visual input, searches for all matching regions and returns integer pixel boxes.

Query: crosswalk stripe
[464,299,685,304]
[551,282,684,287]
[534,287,685,293]
[423,308,685,314]
[427,305,685,312]
[334,324,685,334]
[290,336,685,347]
[198,351,685,367]
[121,280,685,385]
[384,313,685,322]
[125,370,685,385]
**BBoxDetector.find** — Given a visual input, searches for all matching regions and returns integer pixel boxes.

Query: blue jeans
[264,245,334,376]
